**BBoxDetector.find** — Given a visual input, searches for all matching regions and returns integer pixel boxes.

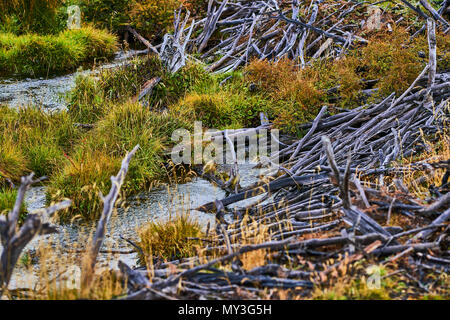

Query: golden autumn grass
[392,127,449,200]
[13,243,126,300]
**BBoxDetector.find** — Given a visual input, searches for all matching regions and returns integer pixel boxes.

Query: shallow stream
[1,52,265,291]
[0,49,148,110]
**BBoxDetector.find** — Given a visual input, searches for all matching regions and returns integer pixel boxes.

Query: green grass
[137,214,203,264]
[0,0,65,35]
[0,105,81,186]
[1,58,220,222]
[0,188,27,222]
[66,55,164,123]
[47,102,192,221]
[0,26,117,77]
[67,55,215,122]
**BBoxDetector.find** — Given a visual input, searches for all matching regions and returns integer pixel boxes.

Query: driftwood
[117,64,449,298]
[115,13,449,296]
[0,174,71,296]
[81,145,139,290]
[154,0,449,73]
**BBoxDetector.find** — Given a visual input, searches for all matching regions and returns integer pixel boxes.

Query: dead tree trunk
[0,174,71,296]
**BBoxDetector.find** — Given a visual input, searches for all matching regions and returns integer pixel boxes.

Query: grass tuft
[137,214,203,264]
[0,26,117,77]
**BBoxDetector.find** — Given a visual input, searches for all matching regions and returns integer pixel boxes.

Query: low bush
[0,105,80,186]
[48,102,192,220]
[68,56,213,121]
[0,27,117,77]
[0,188,27,221]
[244,27,447,134]
[137,214,202,264]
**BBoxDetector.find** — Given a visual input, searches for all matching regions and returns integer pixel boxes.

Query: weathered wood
[126,26,159,55]
[0,174,71,296]
[81,145,139,290]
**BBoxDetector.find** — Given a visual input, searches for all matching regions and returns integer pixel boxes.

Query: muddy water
[0,49,148,110]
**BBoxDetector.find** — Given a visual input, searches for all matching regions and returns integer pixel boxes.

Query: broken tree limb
[81,145,139,290]
[126,26,159,55]
[0,174,71,296]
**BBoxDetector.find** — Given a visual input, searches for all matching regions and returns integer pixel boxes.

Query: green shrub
[0,0,64,35]
[0,27,117,77]
[94,54,164,103]
[243,27,445,134]
[171,89,270,129]
[72,0,133,33]
[0,188,27,221]
[0,136,30,186]
[129,0,180,40]
[0,105,81,186]
[68,56,213,116]
[48,102,192,221]
[137,214,202,264]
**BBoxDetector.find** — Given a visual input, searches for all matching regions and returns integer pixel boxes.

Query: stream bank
[7,163,263,291]
[0,49,148,110]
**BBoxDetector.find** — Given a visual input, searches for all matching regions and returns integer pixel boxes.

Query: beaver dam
[0,0,449,300]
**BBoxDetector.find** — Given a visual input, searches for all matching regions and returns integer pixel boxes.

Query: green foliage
[0,188,27,222]
[0,135,29,186]
[245,58,326,135]
[137,214,202,264]
[171,89,270,129]
[0,0,64,35]
[243,27,445,134]
[71,0,133,33]
[0,105,81,186]
[48,102,192,220]
[151,62,213,108]
[0,27,117,77]
[67,55,163,123]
